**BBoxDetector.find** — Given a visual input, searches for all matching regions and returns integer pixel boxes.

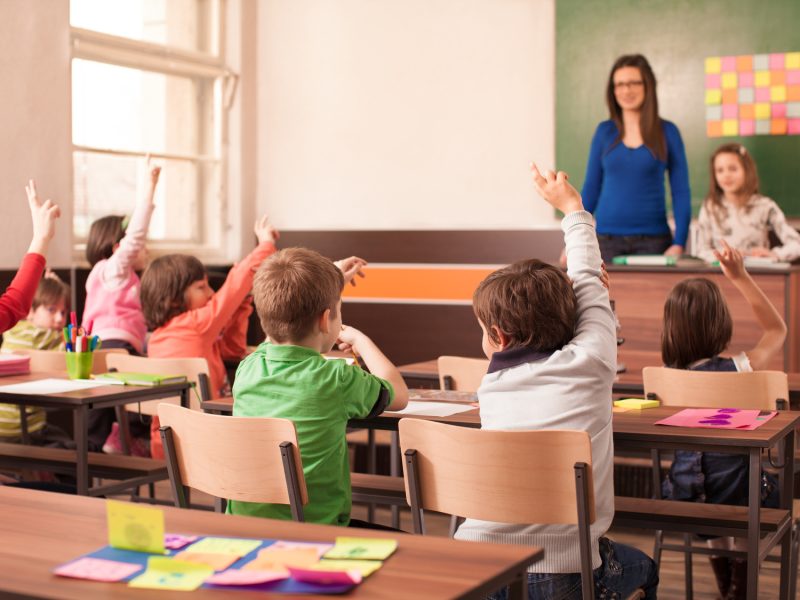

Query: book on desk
[96,372,188,386]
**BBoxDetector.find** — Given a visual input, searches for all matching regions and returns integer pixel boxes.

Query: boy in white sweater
[454,166,658,599]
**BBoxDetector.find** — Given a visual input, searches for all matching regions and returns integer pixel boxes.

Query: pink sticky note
[705,73,721,89]
[266,540,334,559]
[722,104,738,118]
[164,534,200,550]
[739,72,754,87]
[206,569,289,586]
[787,70,800,85]
[288,566,362,586]
[739,120,755,136]
[655,408,775,430]
[773,103,788,118]
[54,557,143,582]
[788,119,800,135]
[755,87,771,102]
[769,53,785,70]
[721,56,736,72]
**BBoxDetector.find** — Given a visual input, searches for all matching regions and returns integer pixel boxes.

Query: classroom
[1,0,800,598]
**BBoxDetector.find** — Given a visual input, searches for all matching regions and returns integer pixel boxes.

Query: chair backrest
[105,354,211,414]
[642,366,789,410]
[158,403,308,519]
[437,356,490,392]
[17,348,127,375]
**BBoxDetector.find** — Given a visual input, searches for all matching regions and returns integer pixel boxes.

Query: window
[70,0,231,254]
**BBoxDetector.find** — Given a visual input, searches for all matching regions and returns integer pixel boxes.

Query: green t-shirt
[227,342,393,525]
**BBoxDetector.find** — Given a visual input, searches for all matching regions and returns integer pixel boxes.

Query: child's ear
[318,308,332,334]
[491,326,510,351]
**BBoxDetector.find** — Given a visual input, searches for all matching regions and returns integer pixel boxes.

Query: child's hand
[334,256,367,286]
[337,325,365,353]
[150,165,161,187]
[254,214,280,245]
[530,163,583,214]
[714,239,746,281]
[26,179,60,255]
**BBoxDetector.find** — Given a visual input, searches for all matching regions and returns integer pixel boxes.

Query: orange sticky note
[736,55,753,72]
[707,121,723,137]
[173,551,239,571]
[740,104,755,120]
[243,547,319,571]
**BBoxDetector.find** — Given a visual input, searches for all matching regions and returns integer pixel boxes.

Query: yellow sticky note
[324,537,398,561]
[755,103,771,119]
[705,57,721,74]
[787,53,800,69]
[173,551,239,571]
[614,398,660,409]
[721,72,737,89]
[771,85,787,102]
[755,71,770,87]
[704,89,722,105]
[182,536,262,556]
[106,500,165,555]
[128,556,212,591]
[318,559,383,577]
[722,119,738,136]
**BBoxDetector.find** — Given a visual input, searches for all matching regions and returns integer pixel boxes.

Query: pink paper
[288,566,362,586]
[705,74,720,88]
[770,53,785,70]
[755,87,771,102]
[164,533,200,550]
[656,408,776,430]
[739,120,755,136]
[787,70,800,85]
[721,56,736,72]
[788,119,800,135]
[773,103,787,118]
[206,569,289,586]
[722,104,738,119]
[54,557,143,582]
[739,72,754,87]
[265,540,334,559]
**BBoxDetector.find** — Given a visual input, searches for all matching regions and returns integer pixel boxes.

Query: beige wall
[255,0,558,231]
[0,0,73,269]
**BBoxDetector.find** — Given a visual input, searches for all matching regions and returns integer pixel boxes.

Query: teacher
[582,54,691,262]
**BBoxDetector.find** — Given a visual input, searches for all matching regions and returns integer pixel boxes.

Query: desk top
[0,487,541,600]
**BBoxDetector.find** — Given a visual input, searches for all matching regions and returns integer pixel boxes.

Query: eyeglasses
[614,80,644,90]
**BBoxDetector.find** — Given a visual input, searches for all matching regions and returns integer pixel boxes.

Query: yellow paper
[705,57,721,74]
[755,71,770,87]
[182,536,262,556]
[721,72,737,89]
[771,85,787,102]
[722,119,738,136]
[755,103,771,119]
[614,398,660,409]
[324,537,398,560]
[318,559,383,577]
[704,89,722,105]
[106,500,165,555]
[786,53,800,69]
[128,556,212,591]
[173,551,239,571]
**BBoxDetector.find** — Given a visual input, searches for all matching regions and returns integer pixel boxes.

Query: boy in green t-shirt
[229,248,408,526]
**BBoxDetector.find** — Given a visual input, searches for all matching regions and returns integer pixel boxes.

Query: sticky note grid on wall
[705,52,800,137]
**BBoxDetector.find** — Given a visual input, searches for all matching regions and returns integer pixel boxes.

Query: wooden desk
[0,486,542,600]
[0,373,192,495]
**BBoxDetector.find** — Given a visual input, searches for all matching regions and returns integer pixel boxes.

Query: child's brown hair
[140,254,207,329]
[661,278,732,369]
[86,215,126,267]
[473,259,577,352]
[33,277,70,311]
[705,143,760,224]
[252,247,344,343]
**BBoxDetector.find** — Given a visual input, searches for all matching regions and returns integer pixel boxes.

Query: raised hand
[26,180,60,255]
[254,214,280,245]
[713,239,745,281]
[530,163,583,214]
[334,256,368,287]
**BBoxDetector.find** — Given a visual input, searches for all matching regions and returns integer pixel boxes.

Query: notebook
[96,372,188,386]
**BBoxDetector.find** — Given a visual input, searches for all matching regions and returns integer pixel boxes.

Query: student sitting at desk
[454,166,658,599]
[229,247,408,527]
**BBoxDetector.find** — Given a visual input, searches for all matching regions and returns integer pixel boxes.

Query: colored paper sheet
[205,568,289,586]
[288,566,362,586]
[318,559,383,577]
[265,540,334,559]
[164,534,199,550]
[128,556,213,591]
[655,408,777,430]
[54,557,143,582]
[324,537,398,560]
[173,551,240,571]
[613,398,660,409]
[0,378,113,395]
[244,547,319,571]
[106,500,165,555]
[393,401,475,417]
[183,536,262,556]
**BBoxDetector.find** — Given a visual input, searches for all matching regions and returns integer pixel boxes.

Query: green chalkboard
[556,0,800,216]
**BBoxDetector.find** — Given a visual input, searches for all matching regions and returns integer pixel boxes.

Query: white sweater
[454,211,617,573]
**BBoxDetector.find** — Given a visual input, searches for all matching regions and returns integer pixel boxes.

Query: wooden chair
[437,355,489,392]
[158,403,308,519]
[642,366,791,597]
[399,418,600,600]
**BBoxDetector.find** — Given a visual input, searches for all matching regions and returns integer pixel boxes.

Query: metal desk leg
[747,448,761,600]
[390,431,400,529]
[779,428,795,600]
[74,405,89,495]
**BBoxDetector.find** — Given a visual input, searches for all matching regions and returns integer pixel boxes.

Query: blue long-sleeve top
[581,119,691,248]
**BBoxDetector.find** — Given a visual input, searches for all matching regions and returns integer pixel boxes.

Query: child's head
[252,248,344,347]
[708,143,759,201]
[140,254,208,329]
[472,259,577,358]
[661,278,732,369]
[28,277,70,331]
[86,215,148,269]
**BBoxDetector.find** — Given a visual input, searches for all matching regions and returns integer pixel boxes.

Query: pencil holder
[65,352,93,380]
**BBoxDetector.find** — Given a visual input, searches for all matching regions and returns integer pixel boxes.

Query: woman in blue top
[582,54,691,262]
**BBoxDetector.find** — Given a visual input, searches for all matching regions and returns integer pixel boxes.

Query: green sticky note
[128,556,213,591]
[318,559,383,577]
[106,500,165,555]
[182,536,262,556]
[324,537,398,560]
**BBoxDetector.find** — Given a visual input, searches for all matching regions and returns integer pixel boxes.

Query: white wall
[256,0,558,231]
[0,0,73,269]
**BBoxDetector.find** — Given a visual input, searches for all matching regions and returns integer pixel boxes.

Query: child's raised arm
[715,240,786,370]
[26,180,60,257]
[334,256,367,287]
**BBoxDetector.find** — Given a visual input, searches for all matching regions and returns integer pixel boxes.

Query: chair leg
[683,533,693,600]
[790,520,799,600]
[653,529,663,570]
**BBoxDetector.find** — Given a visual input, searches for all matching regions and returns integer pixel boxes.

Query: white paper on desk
[392,401,476,417]
[0,378,116,395]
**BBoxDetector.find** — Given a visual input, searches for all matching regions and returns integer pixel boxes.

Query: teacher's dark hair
[606,54,666,161]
